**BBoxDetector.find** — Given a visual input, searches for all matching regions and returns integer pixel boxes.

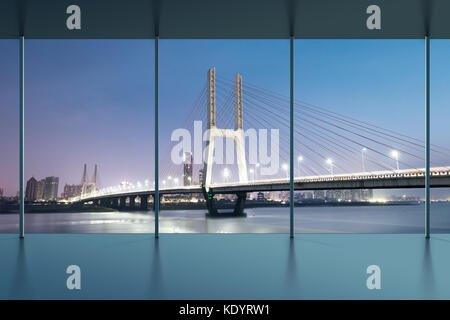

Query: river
[0,203,449,233]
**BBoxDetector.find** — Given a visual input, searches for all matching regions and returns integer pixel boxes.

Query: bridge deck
[77,168,450,202]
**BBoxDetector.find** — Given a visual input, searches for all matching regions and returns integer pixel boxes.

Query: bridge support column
[112,197,119,209]
[140,195,149,210]
[99,198,109,207]
[202,186,218,215]
[233,192,247,216]
[129,196,136,210]
[119,197,127,210]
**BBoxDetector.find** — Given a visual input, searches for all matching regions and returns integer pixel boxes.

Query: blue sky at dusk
[0,39,450,198]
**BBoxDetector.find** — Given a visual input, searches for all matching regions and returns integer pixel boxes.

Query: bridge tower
[203,68,248,188]
[81,164,97,196]
[202,68,248,216]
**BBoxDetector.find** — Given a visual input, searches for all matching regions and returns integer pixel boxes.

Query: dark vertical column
[140,195,149,210]
[289,36,294,238]
[425,36,431,239]
[19,36,24,238]
[129,196,136,209]
[154,36,159,238]
[119,196,127,210]
[233,192,247,216]
[112,197,119,209]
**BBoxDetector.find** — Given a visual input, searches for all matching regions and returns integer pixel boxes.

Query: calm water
[1,203,450,233]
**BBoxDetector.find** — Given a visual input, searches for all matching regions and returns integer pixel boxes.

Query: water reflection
[421,239,435,298]
[9,239,32,299]
[1,203,450,233]
[286,238,299,295]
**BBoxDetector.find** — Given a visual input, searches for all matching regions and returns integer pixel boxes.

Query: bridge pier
[111,197,119,209]
[119,197,127,210]
[202,187,246,216]
[99,198,109,207]
[140,195,149,210]
[129,196,136,209]
[233,192,247,216]
[202,187,218,215]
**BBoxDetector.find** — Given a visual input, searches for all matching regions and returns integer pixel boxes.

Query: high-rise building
[0,187,4,198]
[62,184,82,199]
[183,152,193,186]
[36,179,45,200]
[25,177,38,201]
[43,176,59,201]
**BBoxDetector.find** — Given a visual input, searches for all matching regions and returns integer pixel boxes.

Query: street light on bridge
[361,148,367,172]
[297,156,303,177]
[223,167,230,183]
[326,158,333,175]
[391,150,399,170]
[249,168,254,181]
[282,163,289,179]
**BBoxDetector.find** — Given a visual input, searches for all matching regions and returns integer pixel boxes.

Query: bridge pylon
[202,68,248,216]
[81,164,98,197]
[203,68,248,188]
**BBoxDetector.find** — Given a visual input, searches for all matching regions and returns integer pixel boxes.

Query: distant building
[183,152,193,186]
[25,177,38,201]
[361,189,373,201]
[256,192,265,201]
[294,192,304,201]
[313,190,325,200]
[36,179,45,200]
[268,192,278,201]
[326,190,340,201]
[304,192,313,199]
[351,189,361,202]
[0,187,3,198]
[62,184,82,199]
[341,190,352,201]
[43,176,59,201]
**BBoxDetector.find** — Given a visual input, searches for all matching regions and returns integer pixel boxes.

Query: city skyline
[1,39,450,198]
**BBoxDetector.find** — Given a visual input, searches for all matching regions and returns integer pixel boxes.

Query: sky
[1,39,450,198]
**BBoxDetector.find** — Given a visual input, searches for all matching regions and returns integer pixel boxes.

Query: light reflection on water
[1,203,450,233]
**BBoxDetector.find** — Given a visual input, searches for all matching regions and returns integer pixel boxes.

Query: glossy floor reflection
[1,234,450,299]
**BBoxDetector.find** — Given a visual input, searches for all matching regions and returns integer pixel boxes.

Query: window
[159,39,289,233]
[23,40,155,233]
[294,39,425,233]
[0,40,19,232]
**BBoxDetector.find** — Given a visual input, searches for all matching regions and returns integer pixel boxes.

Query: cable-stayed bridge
[73,68,450,215]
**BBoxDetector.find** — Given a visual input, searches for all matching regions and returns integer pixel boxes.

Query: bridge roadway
[74,167,450,214]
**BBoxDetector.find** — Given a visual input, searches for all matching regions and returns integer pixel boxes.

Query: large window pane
[431,39,450,233]
[0,40,19,232]
[159,39,289,233]
[24,40,155,233]
[294,39,425,233]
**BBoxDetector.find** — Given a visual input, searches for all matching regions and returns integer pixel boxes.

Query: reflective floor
[1,233,450,299]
